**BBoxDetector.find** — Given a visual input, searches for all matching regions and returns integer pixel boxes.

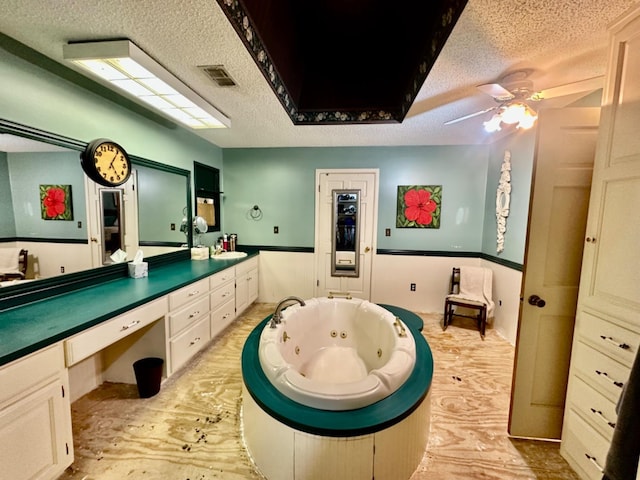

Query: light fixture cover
[63,40,230,129]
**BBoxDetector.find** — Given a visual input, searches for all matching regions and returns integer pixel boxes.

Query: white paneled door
[315,169,378,300]
[509,108,600,439]
[509,107,600,439]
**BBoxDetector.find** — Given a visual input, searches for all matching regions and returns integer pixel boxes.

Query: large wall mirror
[332,189,360,277]
[0,119,192,297]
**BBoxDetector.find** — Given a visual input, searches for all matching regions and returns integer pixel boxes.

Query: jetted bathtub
[258,297,416,410]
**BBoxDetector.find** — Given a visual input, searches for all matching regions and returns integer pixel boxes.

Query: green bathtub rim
[241,304,433,437]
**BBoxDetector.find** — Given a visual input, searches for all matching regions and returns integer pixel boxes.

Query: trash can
[133,357,164,398]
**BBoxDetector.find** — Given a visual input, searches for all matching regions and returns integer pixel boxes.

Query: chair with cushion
[0,248,28,281]
[443,266,494,338]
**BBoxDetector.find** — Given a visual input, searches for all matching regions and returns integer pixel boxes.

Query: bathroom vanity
[0,253,258,480]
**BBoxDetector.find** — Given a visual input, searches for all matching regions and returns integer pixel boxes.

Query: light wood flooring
[59,303,579,480]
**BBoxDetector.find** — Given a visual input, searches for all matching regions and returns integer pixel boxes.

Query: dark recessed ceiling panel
[217,0,467,125]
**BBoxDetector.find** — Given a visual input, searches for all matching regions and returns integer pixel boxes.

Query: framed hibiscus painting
[40,184,73,220]
[396,185,441,228]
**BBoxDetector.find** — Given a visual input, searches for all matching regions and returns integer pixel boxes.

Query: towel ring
[249,205,263,220]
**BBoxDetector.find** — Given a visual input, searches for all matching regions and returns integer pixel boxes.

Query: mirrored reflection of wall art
[396,185,442,228]
[40,184,73,220]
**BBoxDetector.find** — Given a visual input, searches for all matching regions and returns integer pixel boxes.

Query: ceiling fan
[444,72,604,131]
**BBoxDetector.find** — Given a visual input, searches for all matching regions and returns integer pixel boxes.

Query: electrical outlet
[77,221,82,228]
[410,283,416,291]
[385,228,391,236]
[499,299,502,306]
[60,266,65,273]
[170,223,176,231]
[274,226,279,234]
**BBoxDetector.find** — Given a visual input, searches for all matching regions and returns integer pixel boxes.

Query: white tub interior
[258,297,416,410]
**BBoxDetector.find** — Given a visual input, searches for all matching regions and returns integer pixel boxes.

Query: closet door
[577,9,640,343]
[561,6,640,479]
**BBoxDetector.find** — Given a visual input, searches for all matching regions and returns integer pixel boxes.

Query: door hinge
[317,280,320,287]
[61,385,65,398]
[66,443,69,455]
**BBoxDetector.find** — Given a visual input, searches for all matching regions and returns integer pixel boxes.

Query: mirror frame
[0,118,193,306]
[331,189,361,277]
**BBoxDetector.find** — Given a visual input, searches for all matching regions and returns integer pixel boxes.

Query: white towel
[0,248,21,275]
[456,266,495,317]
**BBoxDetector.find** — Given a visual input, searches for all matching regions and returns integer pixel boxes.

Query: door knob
[364,246,371,253]
[528,295,546,308]
[90,237,98,243]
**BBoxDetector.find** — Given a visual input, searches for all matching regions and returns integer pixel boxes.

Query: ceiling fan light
[484,114,502,132]
[501,103,526,124]
[517,111,537,129]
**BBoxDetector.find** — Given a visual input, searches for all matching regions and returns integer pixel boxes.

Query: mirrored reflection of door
[101,189,124,264]
[332,190,360,276]
[86,173,138,268]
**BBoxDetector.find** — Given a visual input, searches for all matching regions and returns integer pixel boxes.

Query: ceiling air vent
[199,65,237,87]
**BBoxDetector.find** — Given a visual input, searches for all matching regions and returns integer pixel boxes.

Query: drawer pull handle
[188,311,200,319]
[188,290,200,297]
[599,335,631,350]
[585,453,604,473]
[589,407,616,429]
[189,337,201,346]
[120,320,140,331]
[595,370,624,388]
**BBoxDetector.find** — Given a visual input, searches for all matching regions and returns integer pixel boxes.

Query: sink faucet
[270,296,306,328]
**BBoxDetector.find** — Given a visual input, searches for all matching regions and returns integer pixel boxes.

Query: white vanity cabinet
[235,256,259,316]
[167,278,212,375]
[0,343,73,480]
[560,4,640,479]
[209,267,236,339]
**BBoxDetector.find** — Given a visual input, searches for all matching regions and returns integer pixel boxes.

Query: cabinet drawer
[65,297,167,366]
[210,267,235,290]
[579,312,639,368]
[168,295,210,337]
[168,278,208,310]
[236,256,258,276]
[211,298,236,339]
[563,409,609,480]
[169,316,210,374]
[0,343,64,407]
[210,280,235,310]
[574,342,629,403]
[569,376,617,441]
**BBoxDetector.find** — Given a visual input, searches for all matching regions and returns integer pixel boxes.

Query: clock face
[81,139,131,187]
[93,142,129,185]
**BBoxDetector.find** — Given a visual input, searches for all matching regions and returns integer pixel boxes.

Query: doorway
[314,169,378,300]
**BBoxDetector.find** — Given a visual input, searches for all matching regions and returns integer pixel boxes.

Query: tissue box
[128,262,148,278]
[190,247,210,260]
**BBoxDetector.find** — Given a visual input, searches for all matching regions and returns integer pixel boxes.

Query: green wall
[6,151,87,239]
[0,42,223,179]
[0,152,16,237]
[223,145,492,253]
[482,130,536,264]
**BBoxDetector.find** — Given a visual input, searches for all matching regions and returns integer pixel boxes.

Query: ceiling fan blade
[477,83,515,101]
[531,76,604,100]
[444,106,498,125]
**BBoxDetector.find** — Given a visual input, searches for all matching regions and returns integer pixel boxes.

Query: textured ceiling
[0,0,637,148]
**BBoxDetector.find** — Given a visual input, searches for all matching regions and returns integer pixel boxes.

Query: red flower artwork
[396,185,442,228]
[43,187,66,218]
[40,184,73,220]
[404,188,437,226]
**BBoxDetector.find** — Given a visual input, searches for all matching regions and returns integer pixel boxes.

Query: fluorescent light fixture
[63,40,230,129]
[483,102,537,133]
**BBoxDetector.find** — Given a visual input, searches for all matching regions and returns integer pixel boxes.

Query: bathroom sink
[212,251,248,260]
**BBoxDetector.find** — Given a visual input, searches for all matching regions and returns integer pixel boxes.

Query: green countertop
[0,253,258,367]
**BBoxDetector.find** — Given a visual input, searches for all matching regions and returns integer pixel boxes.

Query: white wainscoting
[15,241,92,279]
[255,251,522,345]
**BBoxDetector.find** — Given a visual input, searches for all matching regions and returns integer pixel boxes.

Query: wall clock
[81,138,131,187]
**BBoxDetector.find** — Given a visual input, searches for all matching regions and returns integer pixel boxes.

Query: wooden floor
[59,303,579,480]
